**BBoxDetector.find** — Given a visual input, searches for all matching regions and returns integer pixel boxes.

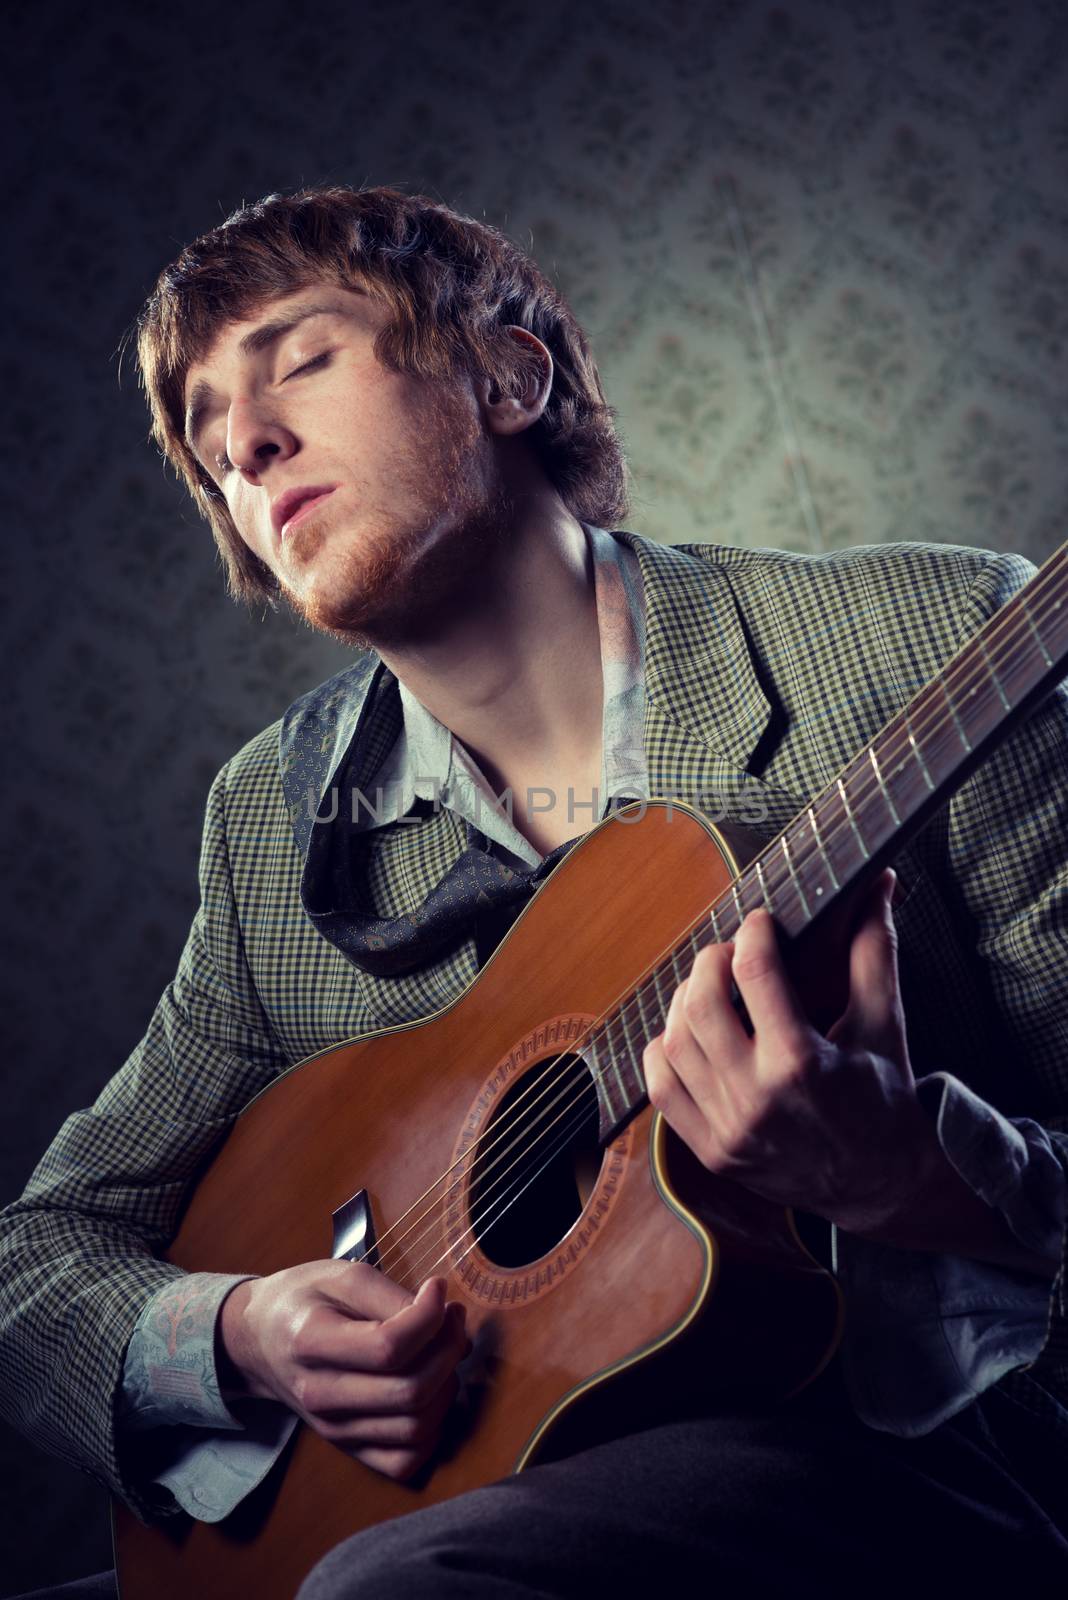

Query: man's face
[183,284,506,642]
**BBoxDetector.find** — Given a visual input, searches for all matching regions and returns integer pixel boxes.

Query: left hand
[643,869,929,1232]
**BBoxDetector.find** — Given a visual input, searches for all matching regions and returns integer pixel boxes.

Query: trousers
[15,1370,1068,1599]
[295,1367,1068,1599]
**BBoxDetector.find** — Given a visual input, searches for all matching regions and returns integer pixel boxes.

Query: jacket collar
[615,530,773,774]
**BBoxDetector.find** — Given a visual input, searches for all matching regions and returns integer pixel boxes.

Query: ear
[477,326,553,437]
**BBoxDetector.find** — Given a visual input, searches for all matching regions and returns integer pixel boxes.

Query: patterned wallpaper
[3,0,1066,1587]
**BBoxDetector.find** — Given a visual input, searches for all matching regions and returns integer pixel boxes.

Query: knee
[297,1520,411,1600]
[296,1511,481,1600]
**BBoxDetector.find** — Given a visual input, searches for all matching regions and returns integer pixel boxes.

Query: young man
[2,185,1066,1597]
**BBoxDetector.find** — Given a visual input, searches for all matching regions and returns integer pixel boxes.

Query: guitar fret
[868,746,901,826]
[904,713,936,792]
[978,635,1012,713]
[942,680,973,753]
[731,879,746,927]
[635,979,659,1041]
[807,805,838,893]
[837,776,867,857]
[618,1003,641,1065]
[708,903,724,944]
[1022,600,1054,668]
[780,833,812,919]
[588,1027,626,1125]
[605,1016,635,1111]
[755,858,774,914]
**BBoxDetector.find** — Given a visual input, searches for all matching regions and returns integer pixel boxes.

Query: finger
[326,1379,458,1451]
[672,943,752,1068]
[302,1319,466,1419]
[730,909,814,1060]
[352,1442,435,1483]
[306,1276,450,1373]
[317,1350,463,1432]
[828,870,903,1051]
[643,1034,728,1172]
[318,1258,417,1322]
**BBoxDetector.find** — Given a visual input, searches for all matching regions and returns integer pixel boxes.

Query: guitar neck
[590,544,1068,1140]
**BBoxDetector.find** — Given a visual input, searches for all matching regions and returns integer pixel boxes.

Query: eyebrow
[183,301,350,457]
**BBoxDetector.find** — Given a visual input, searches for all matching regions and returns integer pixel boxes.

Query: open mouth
[280,488,336,541]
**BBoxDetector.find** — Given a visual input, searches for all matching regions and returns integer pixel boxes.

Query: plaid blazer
[1,531,1065,1518]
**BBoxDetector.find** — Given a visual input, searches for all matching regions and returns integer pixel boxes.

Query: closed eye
[284,351,332,381]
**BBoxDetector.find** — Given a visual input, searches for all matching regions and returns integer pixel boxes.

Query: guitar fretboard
[586,545,1068,1140]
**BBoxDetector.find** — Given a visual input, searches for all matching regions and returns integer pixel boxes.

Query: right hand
[219,1261,470,1481]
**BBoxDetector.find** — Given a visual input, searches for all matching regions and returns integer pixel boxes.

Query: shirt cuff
[150,1404,299,1523]
[119,1271,256,1432]
[915,1071,1067,1266]
[833,1074,1067,1437]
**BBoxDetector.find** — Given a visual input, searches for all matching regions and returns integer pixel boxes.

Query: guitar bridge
[331,1188,379,1265]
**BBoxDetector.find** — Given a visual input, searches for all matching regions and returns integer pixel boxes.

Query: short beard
[276,386,513,650]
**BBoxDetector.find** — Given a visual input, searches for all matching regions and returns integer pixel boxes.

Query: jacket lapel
[617,533,791,836]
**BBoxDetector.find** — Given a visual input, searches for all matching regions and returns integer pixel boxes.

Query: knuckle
[661,1021,687,1063]
[389,1373,421,1411]
[398,1412,428,1446]
[731,948,771,985]
[288,1310,322,1364]
[793,1041,824,1082]
[695,1137,722,1172]
[368,1325,401,1371]
[716,1122,751,1165]
[681,983,714,1030]
[691,945,720,983]
[648,1079,672,1114]
[290,1371,316,1413]
[643,1050,670,1111]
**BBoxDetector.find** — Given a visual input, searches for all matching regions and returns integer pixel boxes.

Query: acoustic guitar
[114,544,1068,1599]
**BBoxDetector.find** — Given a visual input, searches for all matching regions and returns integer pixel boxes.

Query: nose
[226,397,296,480]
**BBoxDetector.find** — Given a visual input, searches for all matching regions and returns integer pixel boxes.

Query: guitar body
[114,804,842,1600]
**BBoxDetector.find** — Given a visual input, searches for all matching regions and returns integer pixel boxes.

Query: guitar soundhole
[469,1053,601,1268]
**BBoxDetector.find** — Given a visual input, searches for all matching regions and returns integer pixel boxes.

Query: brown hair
[134,185,629,603]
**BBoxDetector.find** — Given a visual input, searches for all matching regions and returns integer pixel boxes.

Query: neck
[373,500,604,796]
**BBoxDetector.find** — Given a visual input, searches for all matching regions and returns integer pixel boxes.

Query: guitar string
[396,1063,600,1290]
[368,560,1068,1281]
[422,1083,604,1289]
[371,561,1068,1283]
[388,555,1068,1288]
[369,562,1068,1280]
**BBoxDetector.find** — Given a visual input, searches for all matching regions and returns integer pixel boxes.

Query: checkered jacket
[0,531,1065,1517]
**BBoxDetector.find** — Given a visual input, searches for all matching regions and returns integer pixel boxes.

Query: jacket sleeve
[835,549,1068,1433]
[941,551,1068,1388]
[0,760,292,1519]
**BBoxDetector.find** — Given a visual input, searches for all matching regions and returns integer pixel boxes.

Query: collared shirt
[119,525,1065,1520]
[354,520,650,869]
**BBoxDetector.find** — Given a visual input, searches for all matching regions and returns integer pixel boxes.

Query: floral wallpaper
[3,0,1066,1586]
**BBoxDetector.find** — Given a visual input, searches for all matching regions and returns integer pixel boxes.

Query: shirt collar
[279,527,774,864]
[347,523,650,867]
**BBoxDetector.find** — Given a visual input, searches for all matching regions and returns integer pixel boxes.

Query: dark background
[2,0,1066,1589]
